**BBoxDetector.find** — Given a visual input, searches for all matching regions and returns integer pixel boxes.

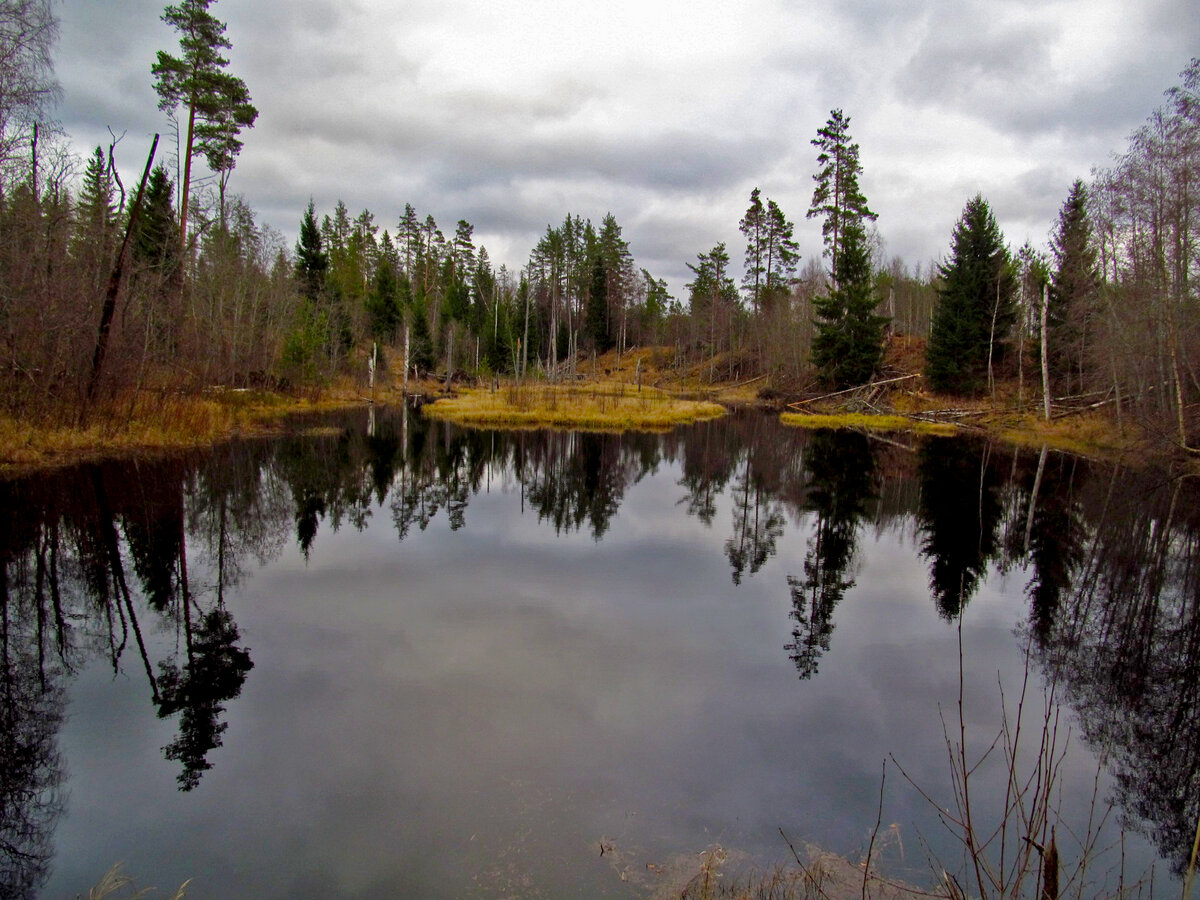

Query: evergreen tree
[1048,179,1100,389]
[131,164,177,275]
[71,146,116,288]
[294,199,326,302]
[408,302,435,374]
[925,195,1016,395]
[451,219,476,277]
[763,198,800,308]
[585,253,611,351]
[397,203,421,277]
[686,243,738,377]
[365,252,400,340]
[811,219,887,387]
[807,109,875,283]
[740,187,767,314]
[152,0,258,257]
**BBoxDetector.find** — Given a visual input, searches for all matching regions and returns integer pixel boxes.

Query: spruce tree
[294,199,327,302]
[72,146,116,288]
[811,219,887,387]
[132,164,177,275]
[925,195,1016,394]
[366,254,400,340]
[585,253,611,351]
[1048,180,1099,390]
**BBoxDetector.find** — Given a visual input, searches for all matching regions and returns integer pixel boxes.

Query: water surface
[2,407,1197,897]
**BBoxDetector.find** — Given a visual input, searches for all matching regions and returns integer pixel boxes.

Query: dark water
[2,407,1198,898]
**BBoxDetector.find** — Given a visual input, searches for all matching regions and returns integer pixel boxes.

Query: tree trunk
[86,134,160,407]
[1041,283,1052,420]
[987,280,1000,399]
[179,100,197,260]
[400,321,410,396]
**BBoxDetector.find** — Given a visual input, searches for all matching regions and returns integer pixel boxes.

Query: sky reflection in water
[2,406,1195,898]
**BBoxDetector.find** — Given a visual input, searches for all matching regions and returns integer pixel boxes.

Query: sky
[53,0,1200,297]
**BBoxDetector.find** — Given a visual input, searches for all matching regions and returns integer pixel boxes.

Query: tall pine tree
[740,188,767,314]
[807,109,884,386]
[152,0,257,258]
[807,109,875,285]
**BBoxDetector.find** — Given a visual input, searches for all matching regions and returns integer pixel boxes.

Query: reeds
[83,863,189,899]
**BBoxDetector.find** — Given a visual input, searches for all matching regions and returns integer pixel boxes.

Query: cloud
[49,0,1200,297]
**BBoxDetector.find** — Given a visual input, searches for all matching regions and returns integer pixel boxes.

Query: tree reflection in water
[786,429,876,679]
[1,407,1200,882]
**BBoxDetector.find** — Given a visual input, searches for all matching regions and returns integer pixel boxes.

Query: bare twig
[865,759,888,900]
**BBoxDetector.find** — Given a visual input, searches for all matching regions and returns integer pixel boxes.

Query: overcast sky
[53,0,1199,296]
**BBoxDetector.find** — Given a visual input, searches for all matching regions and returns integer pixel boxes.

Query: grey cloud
[898,16,1055,108]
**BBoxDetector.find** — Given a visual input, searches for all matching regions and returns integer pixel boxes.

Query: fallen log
[786,373,919,409]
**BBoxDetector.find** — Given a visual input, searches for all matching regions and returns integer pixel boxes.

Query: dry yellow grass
[989,410,1142,458]
[780,412,959,436]
[0,388,362,475]
[421,382,727,432]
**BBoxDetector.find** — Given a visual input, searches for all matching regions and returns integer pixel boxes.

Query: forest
[1,0,1197,451]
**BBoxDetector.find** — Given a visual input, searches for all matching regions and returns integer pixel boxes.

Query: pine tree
[925,195,1016,395]
[807,109,875,283]
[1048,180,1099,390]
[153,0,257,257]
[740,188,767,314]
[763,199,799,309]
[811,219,887,387]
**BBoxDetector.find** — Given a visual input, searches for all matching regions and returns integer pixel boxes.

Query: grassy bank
[0,385,370,475]
[421,382,727,431]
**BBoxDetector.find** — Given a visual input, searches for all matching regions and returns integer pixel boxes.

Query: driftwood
[729,373,769,390]
[786,373,919,410]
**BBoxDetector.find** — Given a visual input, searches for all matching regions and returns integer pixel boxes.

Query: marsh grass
[0,387,347,473]
[422,383,727,431]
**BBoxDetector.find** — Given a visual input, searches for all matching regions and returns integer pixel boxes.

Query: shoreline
[0,372,1173,478]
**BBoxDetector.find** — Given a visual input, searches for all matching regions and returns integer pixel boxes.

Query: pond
[2,406,1198,898]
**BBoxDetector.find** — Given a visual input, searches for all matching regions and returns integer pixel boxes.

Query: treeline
[1,1,1196,445]
[286,201,675,385]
